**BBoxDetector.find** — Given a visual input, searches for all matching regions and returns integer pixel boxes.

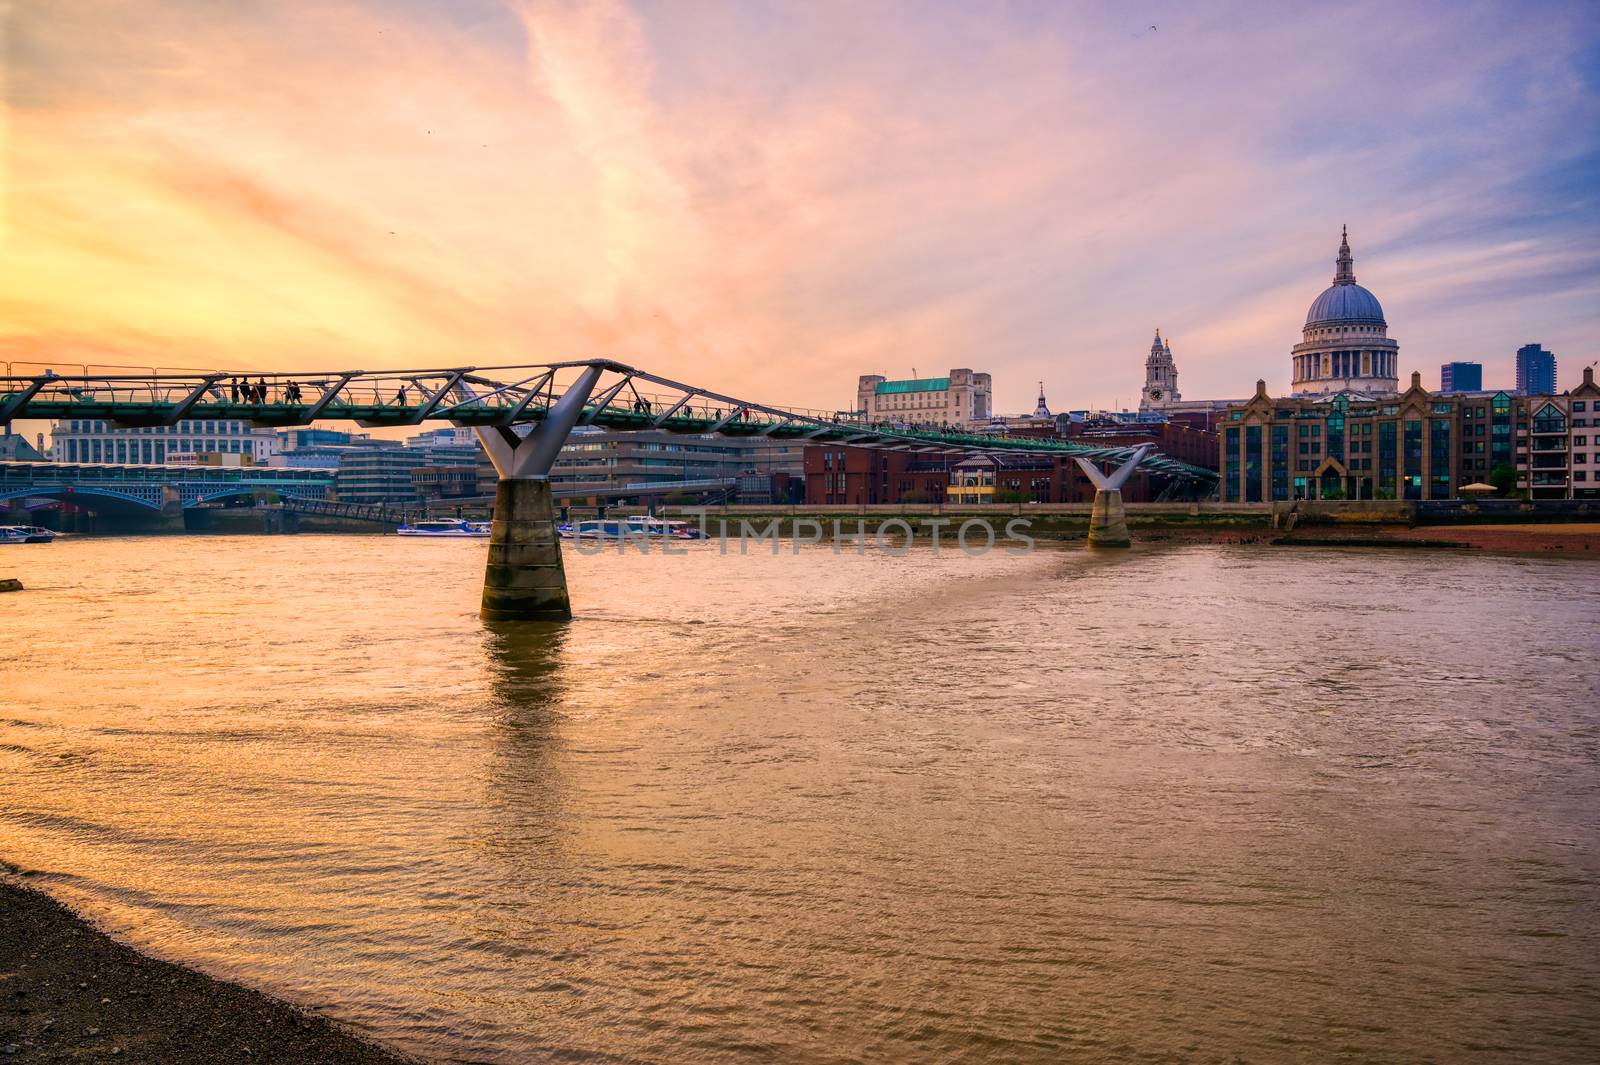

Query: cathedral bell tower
[1140,329,1180,411]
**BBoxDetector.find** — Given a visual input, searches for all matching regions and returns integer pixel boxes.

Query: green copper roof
[875,377,949,395]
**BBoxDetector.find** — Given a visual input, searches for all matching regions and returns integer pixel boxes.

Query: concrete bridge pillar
[482,479,571,621]
[457,365,604,622]
[1075,444,1151,551]
[1086,488,1131,548]
[158,486,191,534]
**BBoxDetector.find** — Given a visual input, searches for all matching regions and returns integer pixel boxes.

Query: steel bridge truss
[0,360,1218,486]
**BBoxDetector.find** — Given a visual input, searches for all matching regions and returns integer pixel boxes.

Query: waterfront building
[551,428,803,503]
[1440,362,1482,393]
[1221,373,1452,501]
[49,418,279,465]
[947,454,1057,505]
[1516,366,1600,499]
[806,447,954,505]
[737,471,802,505]
[1290,227,1400,396]
[1450,390,1524,485]
[335,446,479,504]
[1516,344,1557,395]
[804,442,1189,506]
[855,369,992,429]
[412,464,483,501]
[1218,366,1600,501]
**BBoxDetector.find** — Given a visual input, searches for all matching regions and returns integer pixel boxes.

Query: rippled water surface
[3,535,1599,1063]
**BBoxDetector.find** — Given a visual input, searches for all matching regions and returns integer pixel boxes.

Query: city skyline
[4,0,1597,415]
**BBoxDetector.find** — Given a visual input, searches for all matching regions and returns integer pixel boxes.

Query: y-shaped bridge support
[464,365,603,621]
[1073,444,1153,549]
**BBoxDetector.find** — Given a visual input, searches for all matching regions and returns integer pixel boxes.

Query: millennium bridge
[2,360,1216,620]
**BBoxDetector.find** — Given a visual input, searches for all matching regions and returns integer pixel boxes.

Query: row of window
[62,420,255,435]
[57,438,259,463]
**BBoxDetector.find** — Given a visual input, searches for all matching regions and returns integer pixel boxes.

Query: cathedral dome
[1305,282,1385,327]
[1303,225,1385,327]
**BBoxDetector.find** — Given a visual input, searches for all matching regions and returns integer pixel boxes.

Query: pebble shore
[0,878,416,1064]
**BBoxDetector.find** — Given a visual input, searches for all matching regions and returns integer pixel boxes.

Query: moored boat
[0,525,56,544]
[559,517,706,541]
[396,518,491,538]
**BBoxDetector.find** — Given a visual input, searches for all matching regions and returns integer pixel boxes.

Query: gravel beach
[0,878,416,1064]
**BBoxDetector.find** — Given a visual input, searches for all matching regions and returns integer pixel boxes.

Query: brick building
[805,447,953,505]
[805,444,1185,505]
[1066,420,1219,471]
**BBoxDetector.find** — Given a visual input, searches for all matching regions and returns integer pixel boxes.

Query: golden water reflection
[2,535,1598,1063]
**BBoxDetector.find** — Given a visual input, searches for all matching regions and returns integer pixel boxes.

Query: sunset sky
[3,0,1597,414]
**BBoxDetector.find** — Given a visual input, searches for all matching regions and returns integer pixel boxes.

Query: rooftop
[875,377,950,395]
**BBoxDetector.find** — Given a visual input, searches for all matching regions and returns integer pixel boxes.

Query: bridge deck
[0,361,1219,484]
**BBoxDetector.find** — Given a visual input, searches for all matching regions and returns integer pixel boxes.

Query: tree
[1487,463,1517,496]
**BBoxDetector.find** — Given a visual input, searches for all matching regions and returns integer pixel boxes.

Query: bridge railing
[1,360,1219,485]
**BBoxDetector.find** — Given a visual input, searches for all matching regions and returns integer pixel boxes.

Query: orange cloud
[3,0,1596,410]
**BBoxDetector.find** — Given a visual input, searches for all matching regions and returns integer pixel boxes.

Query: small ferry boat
[396,518,491,538]
[559,517,706,541]
[0,525,56,544]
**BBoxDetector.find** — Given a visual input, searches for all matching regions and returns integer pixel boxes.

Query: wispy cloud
[3,0,1596,406]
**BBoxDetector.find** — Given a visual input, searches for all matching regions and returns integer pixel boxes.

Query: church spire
[1334,224,1356,284]
[1033,381,1051,419]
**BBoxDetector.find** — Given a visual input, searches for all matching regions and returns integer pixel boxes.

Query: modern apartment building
[1516,366,1600,499]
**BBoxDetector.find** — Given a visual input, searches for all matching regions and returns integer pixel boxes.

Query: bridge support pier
[456,364,604,623]
[1074,444,1152,551]
[158,488,191,534]
[1086,489,1131,548]
[482,479,570,621]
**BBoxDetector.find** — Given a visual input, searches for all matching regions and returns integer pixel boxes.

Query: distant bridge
[0,460,333,512]
[2,360,1216,619]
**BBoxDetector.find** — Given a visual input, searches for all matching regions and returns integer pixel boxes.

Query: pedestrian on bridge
[230,379,240,404]
[395,385,409,406]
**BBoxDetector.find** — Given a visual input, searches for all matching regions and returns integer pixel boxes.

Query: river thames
[2,536,1598,1063]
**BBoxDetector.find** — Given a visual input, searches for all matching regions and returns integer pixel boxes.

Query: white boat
[559,517,706,541]
[0,525,56,544]
[396,518,491,538]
